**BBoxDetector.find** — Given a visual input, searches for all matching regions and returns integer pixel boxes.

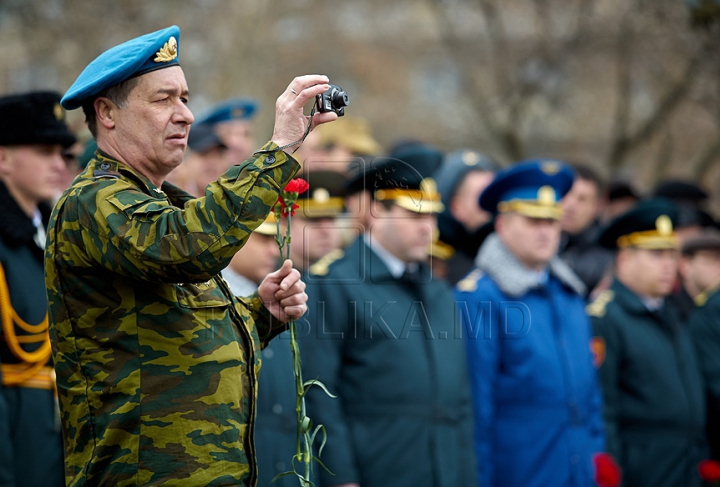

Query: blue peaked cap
[61,26,181,110]
[194,98,259,126]
[479,159,575,213]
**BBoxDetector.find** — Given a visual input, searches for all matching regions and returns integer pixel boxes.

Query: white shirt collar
[363,233,414,279]
[640,295,664,312]
[221,267,258,296]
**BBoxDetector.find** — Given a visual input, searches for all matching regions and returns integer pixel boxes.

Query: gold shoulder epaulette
[456,268,484,293]
[695,285,720,307]
[309,249,344,276]
[586,290,615,318]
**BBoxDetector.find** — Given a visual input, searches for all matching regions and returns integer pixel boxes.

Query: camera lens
[331,89,349,108]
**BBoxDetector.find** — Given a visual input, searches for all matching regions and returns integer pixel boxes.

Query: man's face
[110,66,193,176]
[496,213,562,270]
[451,171,494,232]
[289,216,341,269]
[215,119,254,164]
[681,250,720,295]
[618,248,679,298]
[561,178,600,235]
[0,144,66,210]
[183,146,232,196]
[373,203,436,263]
[229,232,280,285]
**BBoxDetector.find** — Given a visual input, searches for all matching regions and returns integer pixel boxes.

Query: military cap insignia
[231,107,245,119]
[53,102,65,121]
[590,337,606,368]
[541,161,560,175]
[462,150,480,166]
[656,215,673,236]
[313,187,330,203]
[154,36,178,63]
[537,185,556,206]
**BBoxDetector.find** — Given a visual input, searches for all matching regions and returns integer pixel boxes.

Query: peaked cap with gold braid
[597,198,680,250]
[479,159,575,220]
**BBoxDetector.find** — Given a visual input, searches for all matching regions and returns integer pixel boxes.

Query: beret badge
[154,36,178,63]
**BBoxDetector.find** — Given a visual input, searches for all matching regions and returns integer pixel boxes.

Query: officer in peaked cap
[194,97,258,164]
[0,90,76,487]
[433,149,498,285]
[47,24,338,487]
[590,198,707,487]
[456,159,612,487]
[289,170,347,272]
[343,146,445,245]
[300,154,476,486]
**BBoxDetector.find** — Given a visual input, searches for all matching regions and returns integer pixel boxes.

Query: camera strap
[263,103,317,155]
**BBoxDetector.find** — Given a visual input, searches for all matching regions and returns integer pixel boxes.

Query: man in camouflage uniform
[45,26,336,486]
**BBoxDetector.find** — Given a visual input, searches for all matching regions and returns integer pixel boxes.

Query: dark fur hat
[0,91,76,148]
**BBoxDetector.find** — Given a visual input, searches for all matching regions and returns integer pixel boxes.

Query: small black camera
[316,84,349,117]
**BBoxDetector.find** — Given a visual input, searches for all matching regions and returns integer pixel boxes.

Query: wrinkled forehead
[132,65,189,97]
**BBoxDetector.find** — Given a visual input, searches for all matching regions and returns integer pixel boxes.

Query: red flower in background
[699,460,720,482]
[594,453,621,487]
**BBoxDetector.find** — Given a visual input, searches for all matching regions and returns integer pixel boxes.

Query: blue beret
[479,159,575,219]
[61,25,181,110]
[194,98,258,126]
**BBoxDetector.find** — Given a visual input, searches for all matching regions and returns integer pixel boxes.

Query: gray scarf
[475,233,586,298]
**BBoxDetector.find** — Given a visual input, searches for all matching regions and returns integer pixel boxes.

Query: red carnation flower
[284,178,309,194]
[594,453,621,487]
[699,460,720,482]
[274,178,308,217]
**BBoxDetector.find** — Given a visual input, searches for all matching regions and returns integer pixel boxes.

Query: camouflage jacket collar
[90,150,194,207]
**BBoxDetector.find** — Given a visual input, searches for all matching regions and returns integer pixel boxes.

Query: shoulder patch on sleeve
[309,249,344,276]
[456,268,484,293]
[586,289,615,318]
[590,336,606,368]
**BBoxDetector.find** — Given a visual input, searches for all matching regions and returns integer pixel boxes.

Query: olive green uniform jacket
[590,279,706,487]
[688,287,720,460]
[45,144,297,487]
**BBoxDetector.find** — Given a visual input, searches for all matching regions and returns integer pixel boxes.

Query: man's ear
[0,146,12,176]
[94,97,116,130]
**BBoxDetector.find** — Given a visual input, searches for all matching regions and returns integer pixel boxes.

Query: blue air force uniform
[455,160,606,487]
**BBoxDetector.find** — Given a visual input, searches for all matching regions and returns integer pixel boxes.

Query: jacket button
[265,155,276,164]
[272,404,283,414]
[100,162,110,170]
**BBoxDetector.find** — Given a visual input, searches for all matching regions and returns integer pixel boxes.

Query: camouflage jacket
[45,143,299,487]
